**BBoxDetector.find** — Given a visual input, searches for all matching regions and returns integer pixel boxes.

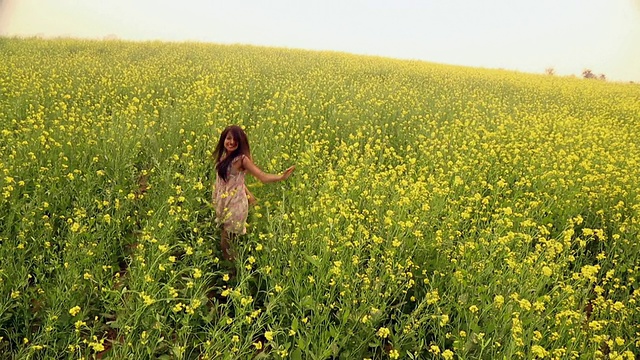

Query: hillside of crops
[1,38,639,359]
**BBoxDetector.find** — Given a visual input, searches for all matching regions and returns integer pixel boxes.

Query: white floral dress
[214,155,248,234]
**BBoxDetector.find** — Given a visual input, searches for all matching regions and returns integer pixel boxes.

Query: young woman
[213,125,295,261]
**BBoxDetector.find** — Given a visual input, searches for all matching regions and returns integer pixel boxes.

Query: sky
[1,0,639,82]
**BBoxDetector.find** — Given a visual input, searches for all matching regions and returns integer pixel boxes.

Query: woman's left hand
[281,165,295,180]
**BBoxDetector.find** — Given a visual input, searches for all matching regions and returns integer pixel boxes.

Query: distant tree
[544,67,555,76]
[582,69,596,79]
[598,74,606,81]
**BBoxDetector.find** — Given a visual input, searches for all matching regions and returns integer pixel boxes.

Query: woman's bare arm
[242,156,295,184]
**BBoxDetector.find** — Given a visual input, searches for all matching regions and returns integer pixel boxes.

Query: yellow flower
[612,301,625,311]
[442,349,454,360]
[172,303,184,313]
[165,287,177,298]
[253,341,263,350]
[518,299,531,311]
[426,290,440,304]
[389,349,400,359]
[264,331,274,342]
[541,266,552,277]
[531,344,548,358]
[88,337,105,352]
[69,306,81,316]
[376,327,391,338]
[533,331,542,341]
[140,292,155,306]
[241,296,253,307]
[70,222,81,232]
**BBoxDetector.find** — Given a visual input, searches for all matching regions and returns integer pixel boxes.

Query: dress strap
[232,154,245,164]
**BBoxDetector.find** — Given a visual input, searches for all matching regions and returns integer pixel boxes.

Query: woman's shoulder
[232,154,246,164]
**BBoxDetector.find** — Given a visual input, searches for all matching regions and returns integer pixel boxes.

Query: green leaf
[331,342,340,357]
[297,338,307,350]
[341,309,350,324]
[329,325,338,338]
[290,348,302,360]
[300,295,314,310]
[303,254,320,268]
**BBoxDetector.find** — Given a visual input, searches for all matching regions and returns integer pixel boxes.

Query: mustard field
[1,38,639,359]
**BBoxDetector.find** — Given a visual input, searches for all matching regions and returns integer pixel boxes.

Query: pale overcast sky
[1,0,639,82]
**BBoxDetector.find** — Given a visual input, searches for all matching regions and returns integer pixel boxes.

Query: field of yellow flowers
[1,38,639,359]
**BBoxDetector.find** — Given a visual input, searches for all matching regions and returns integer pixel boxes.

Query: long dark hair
[214,125,251,181]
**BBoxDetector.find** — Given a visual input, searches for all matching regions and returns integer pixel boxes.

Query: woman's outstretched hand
[281,165,295,181]
[242,156,295,184]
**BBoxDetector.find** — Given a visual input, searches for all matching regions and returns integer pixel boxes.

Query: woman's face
[224,132,238,152]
